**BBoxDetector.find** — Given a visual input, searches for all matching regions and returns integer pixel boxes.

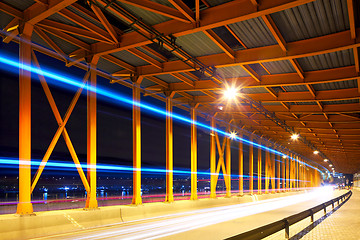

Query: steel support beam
[132,84,142,205]
[257,140,262,194]
[17,23,34,216]
[190,107,198,200]
[249,136,254,195]
[165,97,174,203]
[225,134,231,198]
[239,134,244,196]
[85,56,99,209]
[210,117,216,198]
[282,155,285,192]
[277,152,281,192]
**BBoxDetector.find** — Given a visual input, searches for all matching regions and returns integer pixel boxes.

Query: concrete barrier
[0,191,302,240]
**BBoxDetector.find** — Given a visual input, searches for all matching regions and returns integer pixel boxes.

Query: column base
[190,195,198,200]
[16,202,35,216]
[131,197,142,205]
[84,196,98,210]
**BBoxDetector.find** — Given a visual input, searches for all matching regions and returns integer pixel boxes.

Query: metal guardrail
[226,190,352,240]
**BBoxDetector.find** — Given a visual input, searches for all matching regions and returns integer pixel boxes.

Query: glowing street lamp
[229,131,237,140]
[291,133,299,140]
[313,150,319,154]
[324,159,328,162]
[223,86,238,100]
[282,155,287,159]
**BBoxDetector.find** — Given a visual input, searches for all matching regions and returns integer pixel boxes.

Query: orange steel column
[85,56,99,209]
[238,134,243,196]
[17,23,34,215]
[210,117,216,198]
[190,108,198,200]
[286,153,292,191]
[282,155,285,192]
[225,135,231,197]
[249,136,254,195]
[271,150,276,193]
[296,156,299,190]
[257,140,262,194]
[265,142,270,194]
[132,84,142,205]
[277,153,280,192]
[165,97,174,202]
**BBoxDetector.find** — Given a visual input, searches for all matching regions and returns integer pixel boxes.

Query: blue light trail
[0,158,305,182]
[0,53,322,173]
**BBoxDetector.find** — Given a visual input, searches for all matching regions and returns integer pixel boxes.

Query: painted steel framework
[1,0,348,215]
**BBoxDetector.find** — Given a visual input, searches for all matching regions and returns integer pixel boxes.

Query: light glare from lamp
[229,131,237,140]
[324,159,328,162]
[291,134,299,140]
[313,150,319,154]
[223,86,238,100]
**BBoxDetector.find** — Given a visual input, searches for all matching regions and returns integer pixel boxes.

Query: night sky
[0,41,252,176]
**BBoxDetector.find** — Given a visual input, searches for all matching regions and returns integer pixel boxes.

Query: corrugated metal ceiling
[117,0,172,26]
[261,60,296,74]
[271,0,349,42]
[312,79,357,91]
[2,0,34,11]
[297,49,354,71]
[110,51,149,67]
[176,31,224,57]
[228,17,277,48]
[97,57,124,74]
[217,65,250,78]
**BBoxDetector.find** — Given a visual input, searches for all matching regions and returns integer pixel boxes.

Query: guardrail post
[331,200,334,209]
[284,219,290,239]
[309,209,314,222]
[337,199,339,205]
[323,204,327,215]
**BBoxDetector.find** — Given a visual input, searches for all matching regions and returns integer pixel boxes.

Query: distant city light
[291,134,299,140]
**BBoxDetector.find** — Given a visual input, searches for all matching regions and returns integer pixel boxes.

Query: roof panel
[67,5,106,31]
[176,31,224,57]
[228,17,277,48]
[271,0,349,42]
[46,32,78,54]
[2,0,34,11]
[206,0,232,7]
[155,74,182,83]
[261,60,296,74]
[312,79,357,91]
[242,87,269,94]
[117,0,172,26]
[0,13,13,29]
[297,49,354,71]
[283,85,308,92]
[135,47,165,63]
[217,65,250,78]
[110,51,149,67]
[97,57,124,74]
[323,99,359,105]
[186,91,207,96]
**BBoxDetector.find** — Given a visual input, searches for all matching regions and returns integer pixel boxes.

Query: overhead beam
[176,88,360,103]
[92,0,317,56]
[168,0,195,22]
[136,29,360,76]
[24,0,77,25]
[261,15,287,52]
